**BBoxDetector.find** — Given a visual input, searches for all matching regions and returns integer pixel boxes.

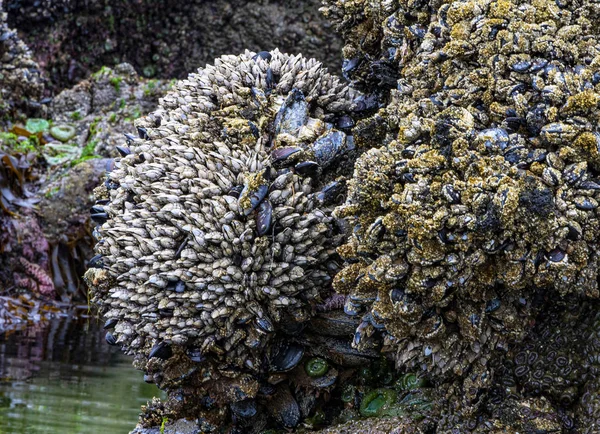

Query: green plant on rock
[109,76,123,92]
[25,118,50,134]
[70,140,99,167]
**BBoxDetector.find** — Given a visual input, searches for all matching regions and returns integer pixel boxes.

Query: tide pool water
[0,317,164,434]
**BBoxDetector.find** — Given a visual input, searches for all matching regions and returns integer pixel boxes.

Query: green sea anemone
[50,124,76,142]
[305,357,330,377]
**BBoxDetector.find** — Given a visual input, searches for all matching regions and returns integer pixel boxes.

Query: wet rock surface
[6,0,342,91]
[0,10,45,121]
[47,62,172,157]
[1,60,171,302]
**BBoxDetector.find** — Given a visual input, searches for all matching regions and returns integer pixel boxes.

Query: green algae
[25,118,49,134]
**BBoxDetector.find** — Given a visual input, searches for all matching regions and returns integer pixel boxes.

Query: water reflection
[0,316,164,434]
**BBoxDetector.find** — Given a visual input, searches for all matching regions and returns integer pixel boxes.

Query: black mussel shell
[269,386,300,428]
[228,185,244,198]
[269,342,305,372]
[104,178,119,190]
[241,184,269,216]
[312,130,346,168]
[294,161,320,178]
[166,280,186,293]
[316,180,344,205]
[271,146,302,164]
[255,316,275,334]
[105,159,115,172]
[149,341,173,360]
[547,248,566,262]
[116,145,131,157]
[336,115,355,131]
[230,399,257,419]
[90,205,109,224]
[136,126,149,140]
[105,332,117,345]
[103,318,118,329]
[123,133,136,145]
[248,121,260,138]
[253,51,272,62]
[256,200,273,236]
[88,254,105,269]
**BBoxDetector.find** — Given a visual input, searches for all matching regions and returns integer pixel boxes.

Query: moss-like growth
[109,76,123,92]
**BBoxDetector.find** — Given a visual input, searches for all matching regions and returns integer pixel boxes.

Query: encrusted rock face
[314,416,429,434]
[85,50,356,386]
[333,0,600,379]
[320,0,424,92]
[0,10,44,121]
[6,0,342,90]
[438,395,565,433]
[501,301,600,415]
[577,376,600,434]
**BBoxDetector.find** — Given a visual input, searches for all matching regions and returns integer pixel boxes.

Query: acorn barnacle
[84,49,358,385]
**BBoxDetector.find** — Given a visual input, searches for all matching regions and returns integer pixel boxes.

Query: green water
[0,317,164,434]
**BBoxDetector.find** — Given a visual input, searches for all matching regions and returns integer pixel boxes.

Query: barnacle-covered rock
[502,300,600,415]
[0,10,45,121]
[576,376,600,434]
[334,0,600,379]
[437,395,565,433]
[314,416,430,434]
[84,49,357,422]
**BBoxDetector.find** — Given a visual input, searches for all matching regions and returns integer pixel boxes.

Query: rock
[38,158,109,243]
[48,62,171,157]
[6,0,341,91]
[0,10,45,122]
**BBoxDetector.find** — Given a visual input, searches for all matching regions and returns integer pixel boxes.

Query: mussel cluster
[320,0,428,93]
[333,0,600,380]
